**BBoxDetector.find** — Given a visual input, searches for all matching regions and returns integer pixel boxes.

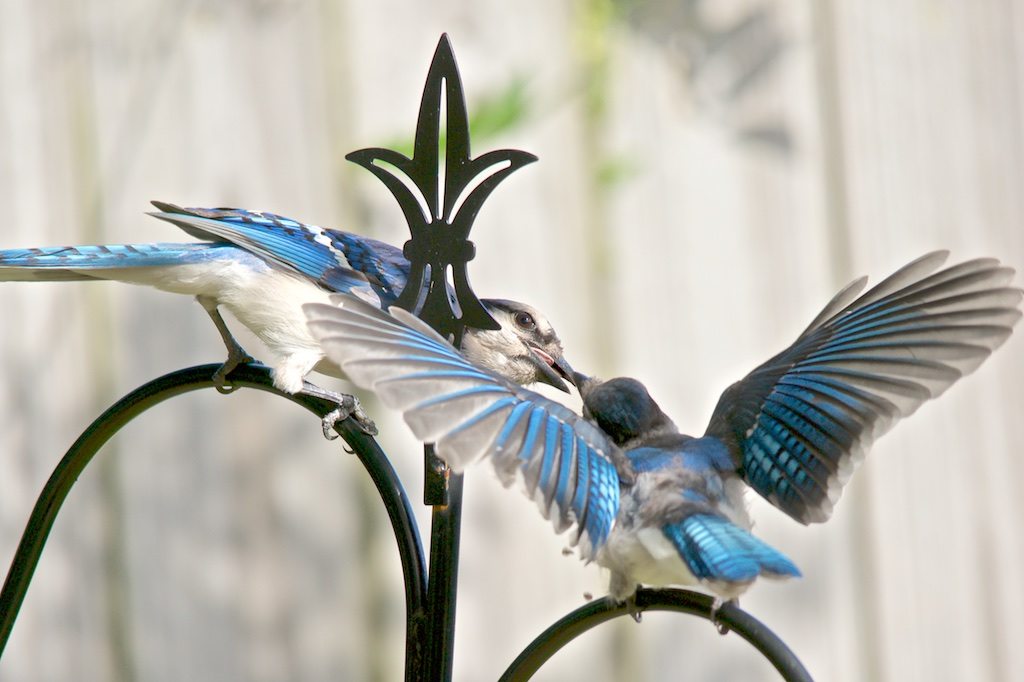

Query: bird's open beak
[528,346,577,393]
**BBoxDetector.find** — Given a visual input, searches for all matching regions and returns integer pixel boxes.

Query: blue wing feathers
[791,368,937,406]
[521,415,562,499]
[411,385,507,410]
[349,356,471,373]
[447,396,518,437]
[706,254,1021,523]
[539,416,561,472]
[834,305,1017,340]
[331,324,452,354]
[772,383,874,439]
[540,424,573,512]
[571,444,592,542]
[762,398,850,465]
[305,294,623,559]
[827,253,983,325]
[807,338,990,364]
[758,404,843,488]
[584,456,619,549]
[842,264,1013,321]
[495,402,533,453]
[832,251,950,313]
[4,202,411,301]
[155,212,339,277]
[779,375,895,422]
[391,368,494,383]
[550,436,578,531]
[745,415,823,514]
[519,408,547,463]
[149,203,409,302]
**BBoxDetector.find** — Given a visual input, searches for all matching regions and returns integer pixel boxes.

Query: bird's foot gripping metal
[321,398,377,439]
[625,593,644,624]
[711,597,734,635]
[608,578,646,623]
[298,381,378,438]
[197,295,257,394]
[211,346,256,394]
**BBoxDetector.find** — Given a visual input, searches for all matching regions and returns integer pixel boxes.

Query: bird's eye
[514,311,536,330]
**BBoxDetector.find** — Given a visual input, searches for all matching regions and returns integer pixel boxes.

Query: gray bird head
[459,298,575,392]
[575,374,678,447]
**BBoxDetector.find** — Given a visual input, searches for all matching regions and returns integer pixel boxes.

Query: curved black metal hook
[500,588,813,681]
[0,364,427,667]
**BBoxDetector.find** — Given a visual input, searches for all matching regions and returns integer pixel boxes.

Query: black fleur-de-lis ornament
[346,34,537,343]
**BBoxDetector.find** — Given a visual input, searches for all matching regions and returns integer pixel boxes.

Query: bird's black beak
[570,371,594,392]
[528,346,577,393]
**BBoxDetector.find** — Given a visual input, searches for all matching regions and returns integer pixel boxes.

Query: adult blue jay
[0,202,574,435]
[304,251,1020,600]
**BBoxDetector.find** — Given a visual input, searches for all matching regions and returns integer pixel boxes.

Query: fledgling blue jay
[304,251,1020,600]
[0,202,574,435]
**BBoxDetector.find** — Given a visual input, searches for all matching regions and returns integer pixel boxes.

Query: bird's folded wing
[149,202,408,299]
[305,295,621,559]
[704,251,1022,524]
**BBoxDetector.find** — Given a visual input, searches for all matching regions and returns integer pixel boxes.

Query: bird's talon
[320,397,378,440]
[212,368,239,394]
[321,410,343,440]
[212,351,254,395]
[622,592,643,623]
[349,402,378,436]
[710,598,733,635]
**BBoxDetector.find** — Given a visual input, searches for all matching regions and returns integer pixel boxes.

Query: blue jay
[0,202,574,435]
[304,251,1020,600]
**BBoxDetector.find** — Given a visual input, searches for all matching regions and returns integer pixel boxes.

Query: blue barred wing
[305,295,622,559]
[705,251,1022,524]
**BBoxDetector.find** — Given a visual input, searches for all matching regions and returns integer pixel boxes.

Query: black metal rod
[499,588,814,682]
[421,469,464,681]
[0,364,427,665]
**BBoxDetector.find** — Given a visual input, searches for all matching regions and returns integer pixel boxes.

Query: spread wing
[704,251,1022,524]
[305,295,622,559]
